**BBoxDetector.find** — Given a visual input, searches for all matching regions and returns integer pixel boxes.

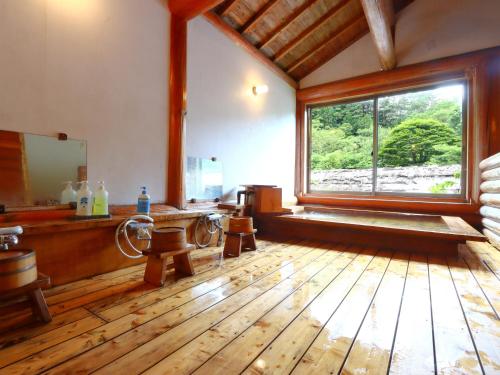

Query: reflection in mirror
[186,156,223,201]
[0,130,87,207]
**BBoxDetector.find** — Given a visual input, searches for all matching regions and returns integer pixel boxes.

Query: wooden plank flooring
[0,239,498,374]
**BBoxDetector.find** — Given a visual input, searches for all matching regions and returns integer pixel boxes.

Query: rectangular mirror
[186,156,223,201]
[0,130,87,208]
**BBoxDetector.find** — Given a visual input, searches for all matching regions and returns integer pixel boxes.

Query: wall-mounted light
[252,85,269,96]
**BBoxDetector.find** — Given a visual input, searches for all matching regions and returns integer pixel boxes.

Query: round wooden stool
[224,216,257,257]
[142,227,196,286]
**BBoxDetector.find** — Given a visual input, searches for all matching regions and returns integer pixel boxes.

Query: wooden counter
[0,205,230,286]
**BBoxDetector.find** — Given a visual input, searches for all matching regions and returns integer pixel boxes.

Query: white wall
[0,0,169,204]
[300,0,500,88]
[186,17,296,201]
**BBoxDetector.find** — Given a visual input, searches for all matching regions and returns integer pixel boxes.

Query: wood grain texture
[257,0,319,49]
[389,254,435,374]
[273,0,351,62]
[167,15,187,209]
[210,0,414,82]
[360,0,396,70]
[428,256,482,374]
[0,239,498,374]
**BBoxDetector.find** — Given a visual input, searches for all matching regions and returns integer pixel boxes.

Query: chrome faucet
[0,226,23,250]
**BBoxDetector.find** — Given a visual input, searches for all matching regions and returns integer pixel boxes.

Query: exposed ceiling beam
[240,0,280,34]
[287,13,365,73]
[273,0,351,61]
[360,0,396,70]
[168,0,226,20]
[204,11,298,89]
[218,0,239,16]
[257,0,320,49]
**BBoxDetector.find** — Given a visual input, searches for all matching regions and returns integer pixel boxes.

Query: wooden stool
[142,227,196,286]
[223,217,258,257]
[0,273,52,323]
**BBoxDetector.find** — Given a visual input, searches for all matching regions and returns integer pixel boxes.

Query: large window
[307,82,467,197]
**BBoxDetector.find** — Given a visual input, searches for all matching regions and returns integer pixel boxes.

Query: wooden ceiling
[207,0,414,84]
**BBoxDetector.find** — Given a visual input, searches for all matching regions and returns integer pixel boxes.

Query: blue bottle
[137,186,151,215]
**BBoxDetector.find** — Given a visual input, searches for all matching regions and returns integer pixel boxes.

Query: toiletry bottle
[76,181,93,216]
[137,186,151,215]
[61,181,77,204]
[93,181,109,216]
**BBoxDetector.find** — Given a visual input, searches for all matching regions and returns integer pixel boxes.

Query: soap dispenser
[61,181,77,204]
[137,186,151,215]
[93,181,109,216]
[76,181,93,216]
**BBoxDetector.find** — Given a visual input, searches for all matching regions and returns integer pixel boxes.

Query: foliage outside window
[308,83,466,196]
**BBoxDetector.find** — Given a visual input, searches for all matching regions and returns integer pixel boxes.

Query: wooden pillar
[167,14,187,209]
[488,56,500,156]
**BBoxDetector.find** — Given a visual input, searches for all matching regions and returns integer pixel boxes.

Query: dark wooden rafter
[360,0,396,70]
[287,13,366,73]
[208,0,414,82]
[240,0,280,34]
[257,0,320,49]
[204,11,298,88]
[218,0,239,16]
[273,0,351,61]
[291,18,369,79]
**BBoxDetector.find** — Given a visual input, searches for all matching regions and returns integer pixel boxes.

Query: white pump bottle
[76,181,93,216]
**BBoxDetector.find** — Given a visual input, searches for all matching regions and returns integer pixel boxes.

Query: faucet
[0,226,23,250]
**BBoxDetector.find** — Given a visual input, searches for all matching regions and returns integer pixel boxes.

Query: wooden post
[167,15,187,209]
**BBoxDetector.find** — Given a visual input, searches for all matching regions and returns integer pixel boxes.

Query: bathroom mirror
[186,156,223,201]
[0,130,87,208]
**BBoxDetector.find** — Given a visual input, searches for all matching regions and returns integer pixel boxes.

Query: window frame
[294,50,494,216]
[305,80,469,199]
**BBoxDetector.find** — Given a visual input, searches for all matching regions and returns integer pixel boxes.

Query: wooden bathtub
[256,207,486,256]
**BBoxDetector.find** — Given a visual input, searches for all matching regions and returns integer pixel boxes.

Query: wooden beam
[273,0,350,61]
[287,13,365,73]
[293,23,368,80]
[258,0,319,49]
[168,0,225,20]
[203,11,298,89]
[360,0,396,70]
[218,0,239,16]
[167,15,187,208]
[240,0,280,34]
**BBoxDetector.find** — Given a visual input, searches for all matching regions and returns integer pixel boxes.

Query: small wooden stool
[142,227,196,286]
[0,273,52,323]
[223,217,258,257]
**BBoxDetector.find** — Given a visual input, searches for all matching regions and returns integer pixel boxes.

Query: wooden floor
[0,239,499,374]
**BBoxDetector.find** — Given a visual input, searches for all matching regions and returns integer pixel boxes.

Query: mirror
[186,156,223,201]
[0,130,87,207]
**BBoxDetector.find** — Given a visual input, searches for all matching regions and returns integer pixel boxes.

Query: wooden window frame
[305,79,469,199]
[295,48,499,216]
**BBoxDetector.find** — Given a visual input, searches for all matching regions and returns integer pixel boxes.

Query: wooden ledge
[0,208,230,236]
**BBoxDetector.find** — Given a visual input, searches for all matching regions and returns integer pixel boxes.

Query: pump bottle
[61,181,77,204]
[93,181,109,216]
[76,181,93,216]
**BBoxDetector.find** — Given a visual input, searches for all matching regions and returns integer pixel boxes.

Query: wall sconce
[252,85,269,96]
